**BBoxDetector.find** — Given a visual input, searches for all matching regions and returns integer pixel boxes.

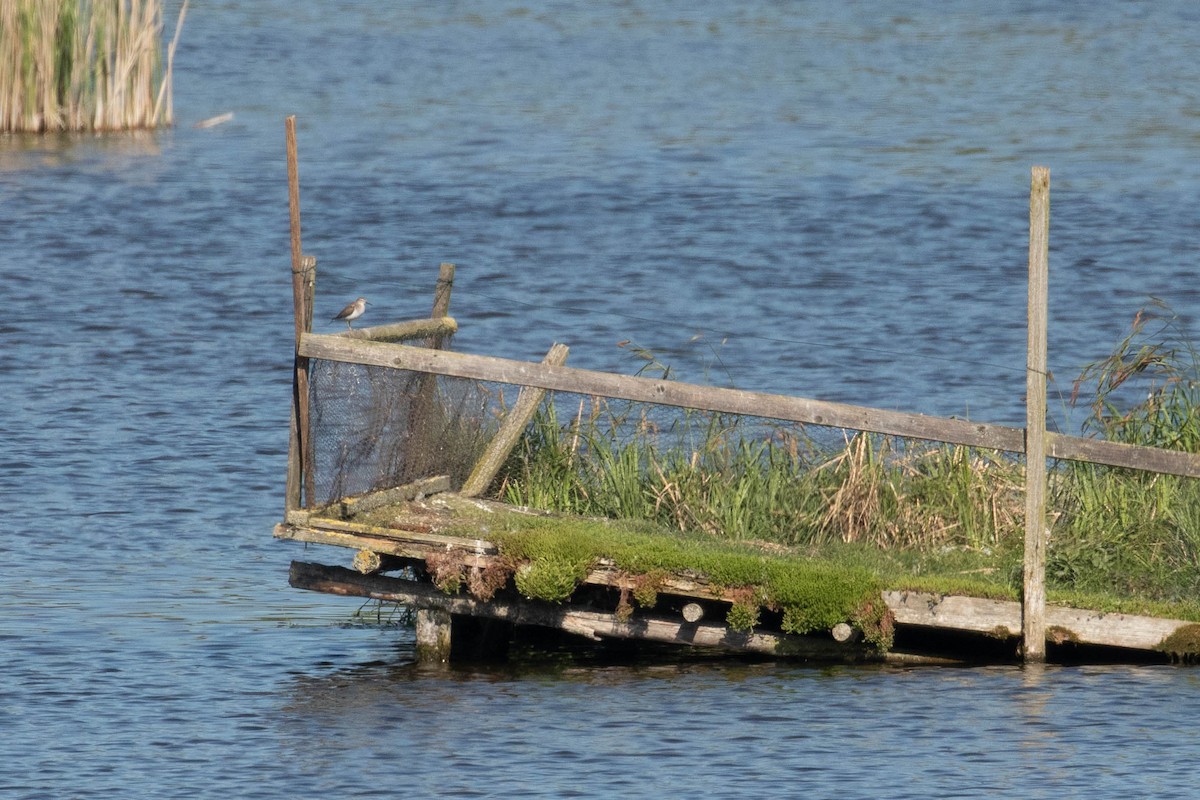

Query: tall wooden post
[403,264,458,483]
[1023,166,1050,662]
[285,116,316,512]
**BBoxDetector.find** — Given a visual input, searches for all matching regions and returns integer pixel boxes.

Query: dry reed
[0,0,187,132]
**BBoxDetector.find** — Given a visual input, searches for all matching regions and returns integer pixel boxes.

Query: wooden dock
[275,488,1200,665]
[278,121,1200,666]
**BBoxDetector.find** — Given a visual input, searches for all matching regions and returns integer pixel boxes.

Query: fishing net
[306,358,517,507]
[305,346,841,512]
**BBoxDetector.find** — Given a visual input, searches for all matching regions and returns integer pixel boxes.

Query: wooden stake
[1023,166,1050,662]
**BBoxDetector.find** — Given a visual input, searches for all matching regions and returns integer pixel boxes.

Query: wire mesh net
[307,359,518,507]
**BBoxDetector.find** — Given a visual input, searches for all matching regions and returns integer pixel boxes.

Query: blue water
[4,1,1200,797]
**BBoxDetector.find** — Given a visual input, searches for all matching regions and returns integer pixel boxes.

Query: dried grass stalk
[0,0,187,132]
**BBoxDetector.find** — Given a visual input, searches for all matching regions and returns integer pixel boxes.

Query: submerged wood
[415,607,452,663]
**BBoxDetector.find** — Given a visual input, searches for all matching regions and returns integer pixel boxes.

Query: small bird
[332,297,369,329]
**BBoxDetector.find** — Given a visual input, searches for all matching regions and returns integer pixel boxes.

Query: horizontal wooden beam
[298,333,1200,477]
[337,475,451,518]
[1045,431,1200,478]
[333,316,457,343]
[884,590,1193,652]
[275,520,498,565]
[299,333,1023,452]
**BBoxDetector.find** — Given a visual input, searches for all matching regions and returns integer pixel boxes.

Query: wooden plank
[1023,165,1050,662]
[288,561,877,660]
[461,343,570,497]
[883,590,1192,652]
[1043,606,1193,651]
[885,590,1021,637]
[339,474,451,517]
[1045,431,1200,477]
[274,521,499,564]
[333,316,457,343]
[299,333,1026,452]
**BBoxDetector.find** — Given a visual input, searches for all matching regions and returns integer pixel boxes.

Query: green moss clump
[514,558,585,603]
[1157,624,1200,659]
[726,602,760,633]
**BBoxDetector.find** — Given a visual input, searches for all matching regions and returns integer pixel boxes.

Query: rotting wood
[288,561,879,661]
[415,607,452,663]
[1023,165,1050,663]
[275,521,498,567]
[884,590,1194,652]
[352,549,407,575]
[333,316,457,343]
[338,475,451,518]
[461,343,570,497]
[297,333,1200,479]
[352,549,383,574]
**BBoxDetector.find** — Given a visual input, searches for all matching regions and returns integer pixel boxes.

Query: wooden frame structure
[278,119,1200,664]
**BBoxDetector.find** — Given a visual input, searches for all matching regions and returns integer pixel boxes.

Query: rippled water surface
[4,2,1200,797]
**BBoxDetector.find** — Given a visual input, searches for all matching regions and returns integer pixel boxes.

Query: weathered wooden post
[1023,166,1050,662]
[415,608,453,664]
[285,116,316,513]
[403,263,459,482]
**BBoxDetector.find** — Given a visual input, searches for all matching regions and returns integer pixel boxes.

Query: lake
[3,1,1200,797]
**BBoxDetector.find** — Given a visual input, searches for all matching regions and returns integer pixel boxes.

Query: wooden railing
[297,331,1200,481]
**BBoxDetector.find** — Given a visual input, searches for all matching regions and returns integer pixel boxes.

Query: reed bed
[0,0,187,132]
[497,302,1200,609]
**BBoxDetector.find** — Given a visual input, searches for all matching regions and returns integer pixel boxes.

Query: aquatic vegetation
[1052,301,1200,602]
[0,0,187,132]
[1157,623,1200,661]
